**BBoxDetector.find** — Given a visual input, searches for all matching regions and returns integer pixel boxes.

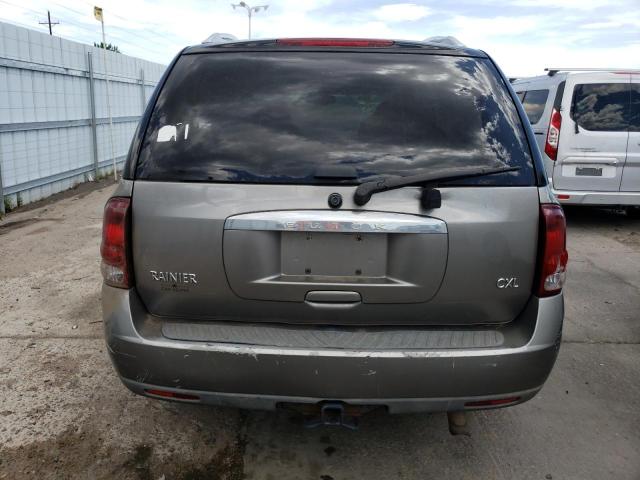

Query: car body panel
[103,285,562,412]
[513,77,560,179]
[131,182,539,325]
[555,73,630,192]
[621,77,640,192]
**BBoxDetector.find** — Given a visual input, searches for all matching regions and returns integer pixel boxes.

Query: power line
[0,3,78,42]
[76,0,164,28]
[48,0,180,48]
[0,0,171,59]
[47,1,176,49]
[0,16,49,35]
[72,0,211,50]
[3,14,169,61]
[0,0,168,54]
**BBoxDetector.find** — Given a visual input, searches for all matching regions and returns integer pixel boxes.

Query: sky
[2,0,639,76]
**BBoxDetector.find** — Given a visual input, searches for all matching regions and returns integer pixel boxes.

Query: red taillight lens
[100,197,132,288]
[544,108,562,161]
[536,204,568,297]
[276,38,394,47]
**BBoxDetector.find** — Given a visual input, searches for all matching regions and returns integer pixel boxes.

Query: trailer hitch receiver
[304,402,359,430]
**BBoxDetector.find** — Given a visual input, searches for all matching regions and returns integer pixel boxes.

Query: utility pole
[39,10,59,35]
[231,2,269,39]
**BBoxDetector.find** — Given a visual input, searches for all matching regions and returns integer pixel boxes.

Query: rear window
[521,89,549,124]
[570,83,629,132]
[136,52,534,186]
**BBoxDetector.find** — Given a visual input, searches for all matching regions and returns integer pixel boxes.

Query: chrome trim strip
[224,210,447,234]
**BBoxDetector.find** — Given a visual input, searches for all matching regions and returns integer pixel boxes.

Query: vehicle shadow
[239,406,494,478]
[563,205,640,231]
[147,400,513,478]
[140,340,638,480]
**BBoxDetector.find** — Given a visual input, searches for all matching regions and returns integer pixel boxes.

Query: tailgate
[131,183,539,326]
[129,48,540,326]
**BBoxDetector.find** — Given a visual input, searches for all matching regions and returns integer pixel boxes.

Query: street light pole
[231,2,269,39]
[94,6,117,181]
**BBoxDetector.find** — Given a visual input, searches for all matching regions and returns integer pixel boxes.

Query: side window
[516,91,525,102]
[571,83,629,132]
[630,84,640,132]
[521,89,549,124]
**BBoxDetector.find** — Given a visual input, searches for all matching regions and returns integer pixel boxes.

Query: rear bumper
[102,287,563,414]
[551,188,640,206]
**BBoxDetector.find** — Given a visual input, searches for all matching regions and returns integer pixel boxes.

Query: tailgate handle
[305,291,361,304]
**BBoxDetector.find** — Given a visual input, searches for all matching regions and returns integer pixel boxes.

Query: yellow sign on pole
[94,6,103,21]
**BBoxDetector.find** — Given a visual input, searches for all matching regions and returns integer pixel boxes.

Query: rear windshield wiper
[353,165,520,206]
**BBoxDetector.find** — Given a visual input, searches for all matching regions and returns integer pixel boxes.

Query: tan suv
[101,38,567,430]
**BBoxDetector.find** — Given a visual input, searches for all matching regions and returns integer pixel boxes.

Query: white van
[512,69,640,213]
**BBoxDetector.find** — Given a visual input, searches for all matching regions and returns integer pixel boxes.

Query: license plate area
[223,210,448,303]
[576,166,603,176]
[281,232,386,278]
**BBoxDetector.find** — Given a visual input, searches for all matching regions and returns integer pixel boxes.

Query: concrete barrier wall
[0,21,167,213]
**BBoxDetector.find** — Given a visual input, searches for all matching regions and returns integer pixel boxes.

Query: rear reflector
[465,396,521,408]
[145,389,200,401]
[100,197,132,289]
[544,107,562,161]
[277,38,394,47]
[557,194,570,200]
[536,204,569,297]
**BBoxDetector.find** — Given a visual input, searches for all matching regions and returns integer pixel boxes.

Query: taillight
[544,108,562,160]
[276,38,394,47]
[101,197,132,288]
[536,204,568,297]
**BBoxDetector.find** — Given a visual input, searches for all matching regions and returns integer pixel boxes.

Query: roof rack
[545,67,640,76]
[202,33,238,45]
[423,36,466,48]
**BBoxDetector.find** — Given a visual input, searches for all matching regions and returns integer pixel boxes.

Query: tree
[94,42,120,53]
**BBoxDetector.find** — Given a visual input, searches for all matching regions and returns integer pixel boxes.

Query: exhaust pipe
[447,411,470,436]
